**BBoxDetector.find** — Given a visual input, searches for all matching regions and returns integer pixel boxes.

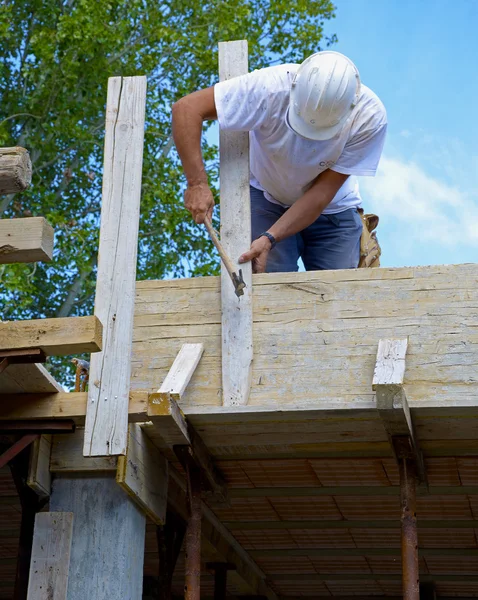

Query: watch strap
[259,231,277,249]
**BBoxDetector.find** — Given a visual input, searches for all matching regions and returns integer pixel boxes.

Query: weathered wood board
[218,40,253,407]
[116,424,168,525]
[132,264,478,410]
[0,316,102,355]
[0,217,54,264]
[27,512,74,600]
[84,75,147,457]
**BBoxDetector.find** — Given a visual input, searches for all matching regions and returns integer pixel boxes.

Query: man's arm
[239,169,349,273]
[172,87,217,223]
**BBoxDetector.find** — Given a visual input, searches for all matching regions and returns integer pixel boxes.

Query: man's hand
[184,182,214,224]
[239,236,272,273]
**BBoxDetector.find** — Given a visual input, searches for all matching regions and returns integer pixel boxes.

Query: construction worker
[172,51,387,273]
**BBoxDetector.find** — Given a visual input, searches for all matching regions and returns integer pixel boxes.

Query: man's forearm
[172,98,208,185]
[267,170,349,242]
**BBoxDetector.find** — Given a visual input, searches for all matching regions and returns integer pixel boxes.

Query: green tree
[0,0,336,382]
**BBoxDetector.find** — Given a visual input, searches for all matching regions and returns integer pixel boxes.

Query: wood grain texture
[157,343,204,402]
[27,512,73,600]
[0,217,54,264]
[0,362,63,393]
[0,147,32,195]
[218,40,253,407]
[132,264,478,410]
[0,391,148,423]
[84,76,147,457]
[50,477,145,599]
[50,430,118,472]
[0,316,102,355]
[373,339,408,387]
[27,435,52,497]
[116,423,168,525]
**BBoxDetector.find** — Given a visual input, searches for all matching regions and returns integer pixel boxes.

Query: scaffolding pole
[399,457,419,600]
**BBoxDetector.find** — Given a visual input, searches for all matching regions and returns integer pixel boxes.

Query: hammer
[204,217,246,297]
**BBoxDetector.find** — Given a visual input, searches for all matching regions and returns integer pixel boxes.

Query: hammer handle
[203,217,238,282]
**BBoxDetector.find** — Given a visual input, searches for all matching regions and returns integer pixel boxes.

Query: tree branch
[56,254,97,318]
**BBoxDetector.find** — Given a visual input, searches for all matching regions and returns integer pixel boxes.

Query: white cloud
[360,156,478,248]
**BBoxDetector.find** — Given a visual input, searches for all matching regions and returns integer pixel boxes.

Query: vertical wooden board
[27,512,74,600]
[27,435,52,498]
[83,76,147,456]
[50,477,145,598]
[373,338,408,387]
[116,424,169,525]
[218,40,253,407]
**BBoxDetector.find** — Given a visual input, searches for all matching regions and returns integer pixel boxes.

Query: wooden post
[218,40,253,407]
[27,512,74,600]
[83,75,147,456]
[50,476,146,599]
[0,147,32,195]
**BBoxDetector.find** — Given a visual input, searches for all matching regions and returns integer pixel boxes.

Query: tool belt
[357,208,381,268]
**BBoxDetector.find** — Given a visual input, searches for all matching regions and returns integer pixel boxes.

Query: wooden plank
[0,316,102,355]
[0,391,148,424]
[0,147,31,195]
[229,485,478,498]
[27,435,52,497]
[0,217,54,264]
[131,263,478,410]
[84,75,147,457]
[0,362,63,393]
[269,574,478,582]
[218,40,253,407]
[50,429,118,472]
[250,547,478,557]
[373,338,426,479]
[148,393,191,446]
[116,423,169,525]
[26,512,74,600]
[156,343,204,402]
[223,519,478,530]
[147,395,228,501]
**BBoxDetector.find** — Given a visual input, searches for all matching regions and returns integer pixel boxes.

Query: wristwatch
[259,232,277,249]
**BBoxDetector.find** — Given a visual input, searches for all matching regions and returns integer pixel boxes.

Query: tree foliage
[0,0,336,381]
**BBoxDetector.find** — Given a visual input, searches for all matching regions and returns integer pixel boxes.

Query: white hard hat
[288,51,361,141]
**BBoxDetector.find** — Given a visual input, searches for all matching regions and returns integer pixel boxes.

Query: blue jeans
[250,186,363,272]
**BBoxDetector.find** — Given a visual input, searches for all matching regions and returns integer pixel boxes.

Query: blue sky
[329,0,478,267]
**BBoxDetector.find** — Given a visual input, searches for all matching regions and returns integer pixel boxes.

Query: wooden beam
[50,429,118,472]
[27,435,52,498]
[116,424,169,525]
[229,485,478,497]
[0,362,63,394]
[0,391,148,423]
[373,338,426,481]
[218,40,253,407]
[269,574,478,582]
[156,343,204,403]
[148,395,228,502]
[0,217,54,264]
[249,547,478,557]
[223,519,478,530]
[84,75,147,457]
[0,147,31,195]
[0,316,102,356]
[26,512,74,600]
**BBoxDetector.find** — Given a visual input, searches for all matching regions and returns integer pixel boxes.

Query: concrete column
[50,476,146,599]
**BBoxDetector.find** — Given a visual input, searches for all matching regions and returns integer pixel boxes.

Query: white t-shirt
[214,64,387,214]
